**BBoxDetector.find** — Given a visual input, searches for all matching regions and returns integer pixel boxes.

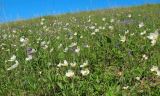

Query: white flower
[65,70,75,78]
[56,36,60,40]
[109,26,114,30]
[70,62,77,67]
[41,18,45,21]
[95,29,99,32]
[110,19,115,23]
[102,18,106,21]
[69,36,73,40]
[74,32,77,36]
[80,35,83,38]
[156,70,160,76]
[20,37,25,42]
[123,86,129,90]
[20,37,29,46]
[151,66,158,72]
[84,44,90,48]
[138,22,144,28]
[40,41,46,46]
[119,35,126,43]
[142,54,148,60]
[88,19,91,22]
[91,32,96,35]
[50,48,54,52]
[75,47,80,53]
[128,14,132,18]
[57,62,62,67]
[58,44,62,49]
[80,60,88,68]
[136,77,140,80]
[13,30,16,33]
[90,26,95,29]
[62,60,68,67]
[151,66,160,76]
[43,45,48,49]
[125,30,129,34]
[130,33,135,36]
[69,42,77,47]
[40,22,44,25]
[80,68,90,76]
[25,55,33,61]
[140,31,146,35]
[64,47,68,52]
[147,30,159,40]
[7,60,19,70]
[147,30,159,46]
[8,55,16,62]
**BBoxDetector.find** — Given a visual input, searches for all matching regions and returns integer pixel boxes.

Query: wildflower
[75,47,80,53]
[39,71,42,75]
[65,70,75,78]
[58,44,62,49]
[69,36,73,40]
[151,66,158,72]
[66,23,69,26]
[95,29,99,32]
[157,70,160,76]
[20,37,29,46]
[13,30,16,33]
[25,55,33,61]
[147,30,159,46]
[151,66,160,76]
[131,33,134,36]
[110,19,115,23]
[119,35,126,43]
[138,22,144,28]
[90,26,95,29]
[74,32,77,36]
[40,41,46,45]
[80,60,88,68]
[70,62,77,67]
[56,36,60,40]
[69,42,77,47]
[109,26,114,30]
[27,48,36,55]
[125,30,129,34]
[142,54,148,60]
[57,62,62,67]
[7,60,19,71]
[128,14,132,18]
[41,18,45,21]
[91,32,96,35]
[50,48,54,52]
[61,60,68,67]
[80,68,90,76]
[80,35,83,38]
[40,22,44,25]
[84,44,90,48]
[136,77,140,80]
[8,55,16,62]
[140,30,146,35]
[123,86,129,90]
[102,18,106,21]
[64,47,68,52]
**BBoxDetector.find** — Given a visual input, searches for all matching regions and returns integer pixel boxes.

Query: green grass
[0,4,160,96]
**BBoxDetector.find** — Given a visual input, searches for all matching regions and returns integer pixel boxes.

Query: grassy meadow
[0,4,160,96]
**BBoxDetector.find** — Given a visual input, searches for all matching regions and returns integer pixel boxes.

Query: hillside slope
[0,4,160,95]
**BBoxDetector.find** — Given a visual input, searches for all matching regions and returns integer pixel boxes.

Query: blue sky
[0,0,160,23]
